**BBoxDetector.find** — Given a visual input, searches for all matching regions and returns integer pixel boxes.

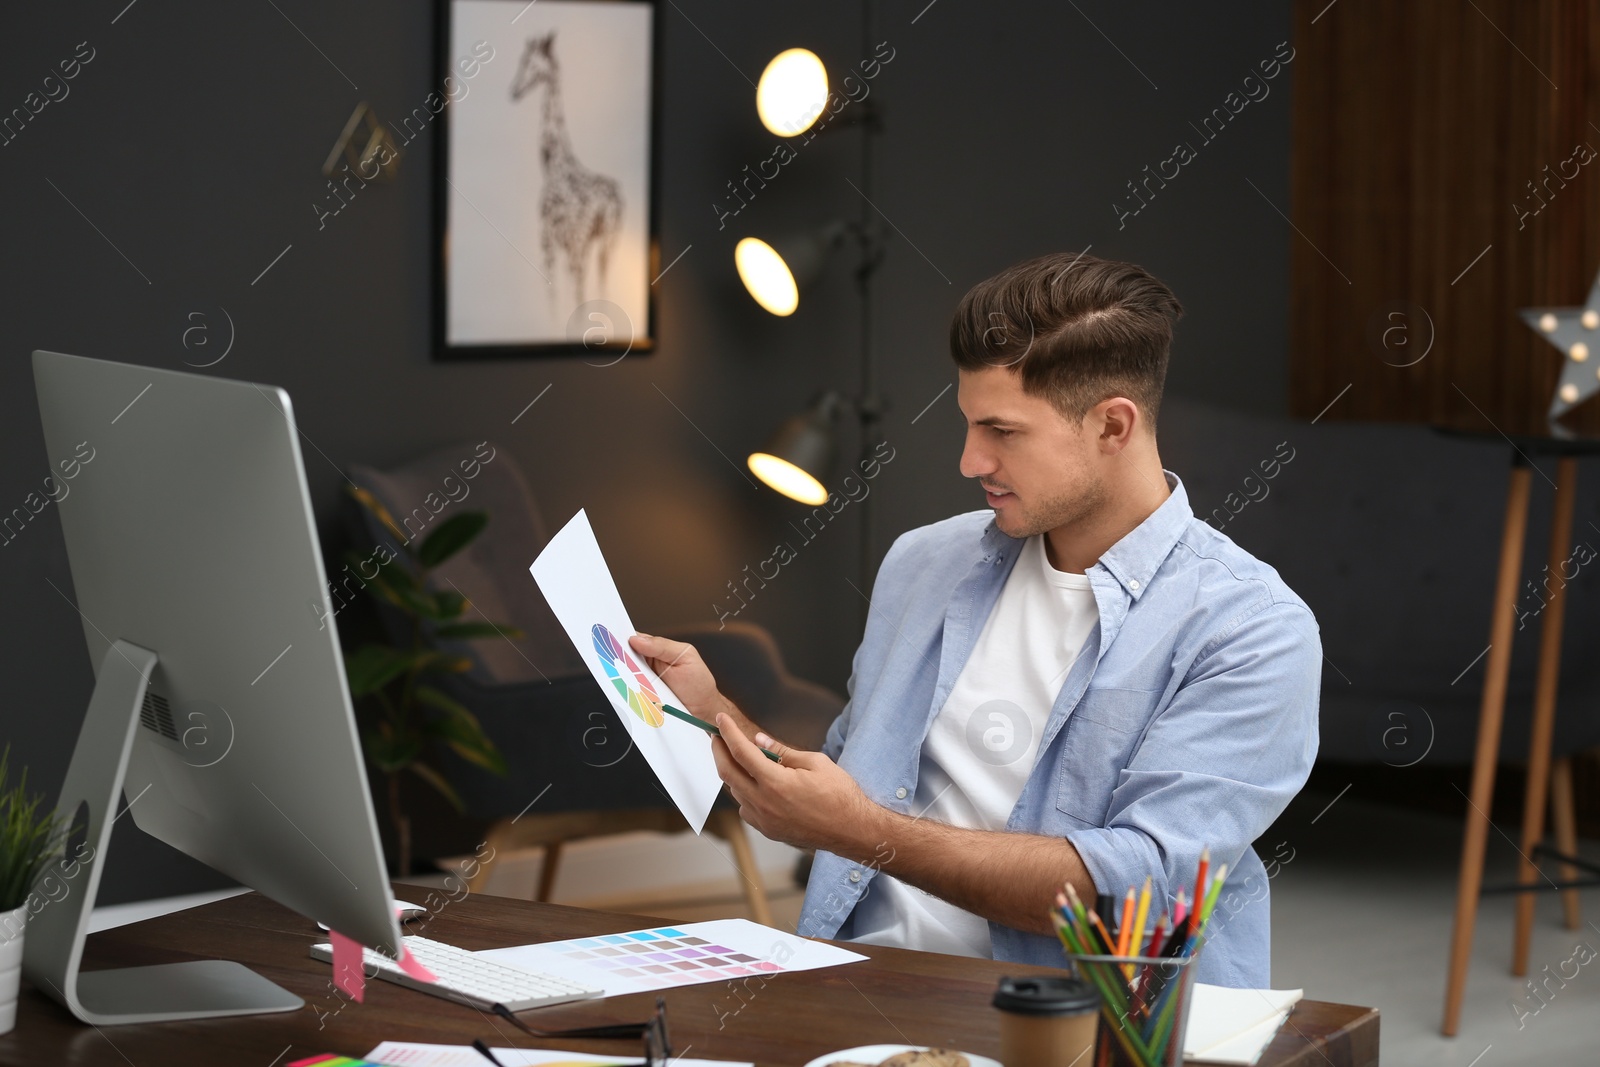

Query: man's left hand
[711,713,877,854]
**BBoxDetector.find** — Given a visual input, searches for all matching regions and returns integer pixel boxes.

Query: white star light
[1524,271,1600,421]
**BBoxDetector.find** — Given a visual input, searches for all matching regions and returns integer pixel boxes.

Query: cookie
[878,1049,969,1067]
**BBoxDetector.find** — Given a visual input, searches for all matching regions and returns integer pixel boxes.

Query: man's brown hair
[949,253,1184,432]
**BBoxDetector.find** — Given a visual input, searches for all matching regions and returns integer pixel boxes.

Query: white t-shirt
[848,533,1100,957]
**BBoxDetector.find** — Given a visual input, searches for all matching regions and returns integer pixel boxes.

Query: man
[630,252,1320,986]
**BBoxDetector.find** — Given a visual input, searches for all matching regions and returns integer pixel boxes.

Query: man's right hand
[628,632,758,739]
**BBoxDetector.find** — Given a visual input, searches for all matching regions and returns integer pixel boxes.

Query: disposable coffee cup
[992,975,1099,1067]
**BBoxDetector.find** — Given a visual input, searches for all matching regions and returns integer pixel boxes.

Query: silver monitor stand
[24,640,302,1023]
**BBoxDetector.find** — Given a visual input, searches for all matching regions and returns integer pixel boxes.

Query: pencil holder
[1060,946,1202,1067]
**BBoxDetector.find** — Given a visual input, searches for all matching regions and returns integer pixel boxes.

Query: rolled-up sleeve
[1064,600,1321,910]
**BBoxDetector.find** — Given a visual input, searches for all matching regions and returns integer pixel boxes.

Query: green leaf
[408,761,465,813]
[414,685,472,719]
[444,738,507,776]
[405,587,455,620]
[363,728,423,774]
[433,621,520,641]
[352,569,408,611]
[377,587,462,622]
[415,687,508,777]
[432,590,469,620]
[343,549,417,594]
[347,485,413,549]
[344,645,411,696]
[411,651,475,676]
[0,746,66,912]
[418,512,488,569]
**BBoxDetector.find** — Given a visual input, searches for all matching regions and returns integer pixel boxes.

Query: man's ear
[1094,396,1140,451]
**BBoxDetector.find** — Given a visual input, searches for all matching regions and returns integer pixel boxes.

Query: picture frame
[432,0,659,360]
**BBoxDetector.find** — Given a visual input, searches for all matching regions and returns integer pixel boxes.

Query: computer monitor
[23,350,404,1025]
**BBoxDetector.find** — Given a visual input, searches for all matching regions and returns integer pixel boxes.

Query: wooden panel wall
[1289,0,1600,435]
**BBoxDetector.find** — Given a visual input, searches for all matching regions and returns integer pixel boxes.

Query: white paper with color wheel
[529,509,722,832]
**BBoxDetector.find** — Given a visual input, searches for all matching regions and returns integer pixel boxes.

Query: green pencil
[660,703,783,762]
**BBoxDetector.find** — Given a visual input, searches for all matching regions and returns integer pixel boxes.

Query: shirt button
[1129,579,1141,590]
[895,787,908,799]
[849,870,862,883]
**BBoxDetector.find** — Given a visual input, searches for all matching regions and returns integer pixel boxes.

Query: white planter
[0,904,24,1035]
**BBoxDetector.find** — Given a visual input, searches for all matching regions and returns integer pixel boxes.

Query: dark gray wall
[0,0,1293,903]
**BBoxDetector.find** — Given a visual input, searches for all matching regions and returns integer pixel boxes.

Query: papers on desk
[530,509,722,833]
[478,918,868,998]
[365,1044,750,1067]
[1182,983,1303,1065]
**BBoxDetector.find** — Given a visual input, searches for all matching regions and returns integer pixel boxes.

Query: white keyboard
[309,934,603,1012]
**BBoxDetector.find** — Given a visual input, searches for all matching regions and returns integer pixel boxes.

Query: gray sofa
[1158,396,1600,767]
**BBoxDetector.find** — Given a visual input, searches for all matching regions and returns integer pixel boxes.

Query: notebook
[1182,983,1303,1065]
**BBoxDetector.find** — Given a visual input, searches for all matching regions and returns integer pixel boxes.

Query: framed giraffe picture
[433,0,658,359]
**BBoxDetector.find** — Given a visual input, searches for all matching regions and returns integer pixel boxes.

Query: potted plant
[0,746,64,1036]
[343,487,519,876]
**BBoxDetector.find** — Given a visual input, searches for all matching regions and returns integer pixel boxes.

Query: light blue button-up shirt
[797,472,1320,987]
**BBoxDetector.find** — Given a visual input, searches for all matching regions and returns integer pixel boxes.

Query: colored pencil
[1133,913,1166,996]
[1096,893,1116,929]
[1190,848,1210,935]
[1114,887,1136,958]
[1066,882,1115,954]
[1197,863,1229,929]
[660,703,782,762]
[1051,915,1154,1065]
[1121,877,1152,979]
[1143,914,1167,959]
[1131,878,1152,952]
[1049,847,1233,1067]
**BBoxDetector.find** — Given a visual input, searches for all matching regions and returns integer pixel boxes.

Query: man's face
[956,367,1107,539]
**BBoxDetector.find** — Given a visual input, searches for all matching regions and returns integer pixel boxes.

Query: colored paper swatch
[593,622,666,727]
[478,917,867,998]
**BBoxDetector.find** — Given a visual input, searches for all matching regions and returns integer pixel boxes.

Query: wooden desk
[0,888,1378,1066]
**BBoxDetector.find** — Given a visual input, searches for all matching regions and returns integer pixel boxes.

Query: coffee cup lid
[992,976,1099,1015]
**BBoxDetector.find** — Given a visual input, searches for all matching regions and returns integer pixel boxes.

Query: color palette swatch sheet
[477,918,867,996]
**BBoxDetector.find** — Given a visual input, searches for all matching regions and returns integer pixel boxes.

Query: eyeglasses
[475,997,673,1067]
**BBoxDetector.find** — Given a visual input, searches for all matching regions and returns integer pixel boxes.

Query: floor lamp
[735,5,888,626]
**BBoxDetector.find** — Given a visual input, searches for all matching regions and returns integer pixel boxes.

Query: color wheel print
[592,623,666,727]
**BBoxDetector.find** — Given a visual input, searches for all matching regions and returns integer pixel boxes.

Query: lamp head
[735,238,799,316]
[756,48,829,137]
[748,393,843,506]
[735,223,849,316]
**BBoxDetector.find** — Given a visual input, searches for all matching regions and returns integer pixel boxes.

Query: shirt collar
[977,470,1192,600]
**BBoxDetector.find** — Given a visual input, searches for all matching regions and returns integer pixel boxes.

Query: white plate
[804,1044,1001,1067]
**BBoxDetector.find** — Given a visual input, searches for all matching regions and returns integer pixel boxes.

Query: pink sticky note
[397,944,437,983]
[329,929,366,1003]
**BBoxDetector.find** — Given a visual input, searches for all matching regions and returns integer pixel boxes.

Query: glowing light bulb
[748,452,827,505]
[735,237,799,316]
[757,49,828,137]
